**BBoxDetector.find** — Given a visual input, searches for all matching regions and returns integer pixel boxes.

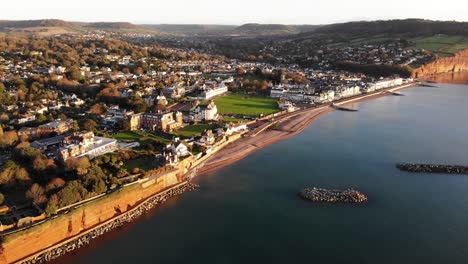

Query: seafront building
[17,119,74,139]
[190,101,219,121]
[57,132,117,161]
[129,111,184,132]
[31,132,117,162]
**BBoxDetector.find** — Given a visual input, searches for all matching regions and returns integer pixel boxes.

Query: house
[169,138,191,157]
[195,83,228,100]
[14,114,36,124]
[57,132,117,162]
[30,105,48,115]
[195,130,216,146]
[278,100,296,112]
[163,86,186,99]
[225,123,248,136]
[163,138,191,165]
[190,101,218,121]
[18,127,39,138]
[69,97,85,106]
[129,112,184,132]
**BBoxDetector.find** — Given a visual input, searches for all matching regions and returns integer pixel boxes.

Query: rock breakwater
[298,187,368,203]
[397,163,468,174]
[20,182,198,264]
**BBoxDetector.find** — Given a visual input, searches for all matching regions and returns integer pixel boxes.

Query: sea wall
[412,49,468,78]
[0,170,181,264]
[18,182,195,264]
[0,133,244,263]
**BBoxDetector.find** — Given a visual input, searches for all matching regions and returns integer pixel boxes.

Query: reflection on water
[426,71,468,84]
[66,83,468,264]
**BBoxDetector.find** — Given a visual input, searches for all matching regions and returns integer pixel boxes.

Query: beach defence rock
[396,163,468,174]
[20,182,199,264]
[298,187,368,203]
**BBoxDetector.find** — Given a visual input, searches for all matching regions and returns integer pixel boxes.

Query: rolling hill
[231,23,321,36]
[313,19,468,37]
[84,22,138,29]
[143,24,237,35]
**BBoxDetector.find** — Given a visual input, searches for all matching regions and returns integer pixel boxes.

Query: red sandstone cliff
[0,171,180,264]
[412,49,468,78]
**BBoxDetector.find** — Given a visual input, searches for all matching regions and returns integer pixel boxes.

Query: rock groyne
[298,187,368,203]
[19,182,199,264]
[396,163,468,174]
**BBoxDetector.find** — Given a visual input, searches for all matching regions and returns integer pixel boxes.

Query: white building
[278,101,296,112]
[270,84,314,102]
[57,132,117,161]
[225,123,248,136]
[198,84,228,100]
[312,90,335,104]
[335,86,361,99]
[371,78,403,90]
[190,101,219,121]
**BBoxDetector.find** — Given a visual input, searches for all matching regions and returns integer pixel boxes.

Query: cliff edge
[412,49,468,78]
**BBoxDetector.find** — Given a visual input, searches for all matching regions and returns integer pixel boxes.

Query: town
[0,29,429,234]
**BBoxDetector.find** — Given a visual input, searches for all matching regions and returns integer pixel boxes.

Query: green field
[222,117,247,123]
[328,35,390,48]
[114,131,169,144]
[412,35,468,55]
[172,124,217,138]
[214,94,279,116]
[114,131,141,141]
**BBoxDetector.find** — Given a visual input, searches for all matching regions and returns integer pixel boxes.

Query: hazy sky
[3,0,468,24]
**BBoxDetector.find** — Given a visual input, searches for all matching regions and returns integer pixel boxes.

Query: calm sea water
[69,81,468,264]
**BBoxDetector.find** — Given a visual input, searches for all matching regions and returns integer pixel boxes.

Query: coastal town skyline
[2,0,468,25]
[0,8,468,263]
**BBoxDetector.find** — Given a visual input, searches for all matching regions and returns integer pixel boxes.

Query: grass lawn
[173,124,216,138]
[114,131,169,144]
[214,94,279,116]
[114,131,141,141]
[222,117,247,123]
[123,156,160,172]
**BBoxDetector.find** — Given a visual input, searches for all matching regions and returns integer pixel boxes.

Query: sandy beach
[199,84,415,175]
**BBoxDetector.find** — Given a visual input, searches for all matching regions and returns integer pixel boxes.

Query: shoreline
[16,182,195,264]
[198,82,418,175]
[7,82,419,264]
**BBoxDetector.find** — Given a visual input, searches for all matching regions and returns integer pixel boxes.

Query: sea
[66,73,468,264]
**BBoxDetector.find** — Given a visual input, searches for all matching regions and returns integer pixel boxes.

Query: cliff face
[412,49,468,78]
[0,171,181,264]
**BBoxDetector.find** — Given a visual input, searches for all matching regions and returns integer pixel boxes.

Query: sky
[2,0,468,25]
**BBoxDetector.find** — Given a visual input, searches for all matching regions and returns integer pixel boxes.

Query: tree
[56,181,89,207]
[89,104,104,115]
[260,80,269,91]
[46,178,66,192]
[0,113,9,122]
[15,167,31,184]
[32,157,47,172]
[71,120,80,132]
[83,119,97,131]
[0,161,17,186]
[236,67,246,75]
[0,131,18,148]
[65,157,91,176]
[26,183,47,205]
[91,179,107,194]
[68,67,83,81]
[45,194,58,216]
